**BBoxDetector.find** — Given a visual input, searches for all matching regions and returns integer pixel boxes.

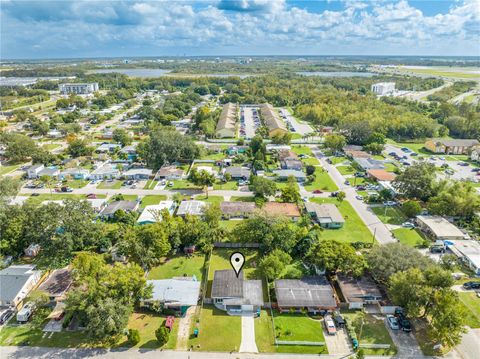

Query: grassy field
[392,228,428,248]
[337,165,356,175]
[140,195,167,208]
[195,195,223,204]
[330,156,348,165]
[310,198,374,244]
[25,193,107,205]
[143,179,158,190]
[458,292,480,328]
[0,164,21,176]
[396,67,480,79]
[304,167,338,192]
[188,305,241,352]
[255,310,276,352]
[291,145,314,157]
[123,312,179,349]
[370,206,407,225]
[213,180,238,190]
[302,157,319,166]
[147,254,206,281]
[97,180,123,189]
[199,152,225,161]
[42,143,61,151]
[63,180,89,188]
[230,196,255,202]
[171,180,201,190]
[219,219,243,231]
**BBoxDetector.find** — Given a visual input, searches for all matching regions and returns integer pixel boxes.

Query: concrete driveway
[322,323,351,355]
[385,321,423,358]
[239,315,258,353]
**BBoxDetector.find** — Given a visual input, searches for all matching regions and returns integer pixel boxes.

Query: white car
[387,315,400,330]
[356,195,364,200]
[324,316,337,335]
[402,222,415,228]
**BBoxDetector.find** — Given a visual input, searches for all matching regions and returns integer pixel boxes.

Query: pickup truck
[324,315,337,335]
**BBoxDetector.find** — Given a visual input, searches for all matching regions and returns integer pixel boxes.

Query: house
[337,275,384,309]
[123,168,152,180]
[471,146,480,162]
[343,145,363,152]
[425,138,480,155]
[263,202,301,221]
[366,169,396,182]
[211,270,263,315]
[95,143,121,153]
[266,144,291,152]
[37,267,72,302]
[137,201,175,224]
[47,129,63,138]
[224,166,251,181]
[99,200,138,219]
[216,102,238,138]
[371,82,395,96]
[0,265,42,308]
[226,145,248,156]
[24,243,41,257]
[220,201,256,219]
[27,164,45,179]
[416,215,466,241]
[320,126,334,134]
[142,278,201,315]
[155,166,184,181]
[275,277,337,314]
[354,157,385,171]
[345,150,371,159]
[176,201,207,217]
[86,198,107,212]
[273,169,306,182]
[101,129,114,139]
[447,240,480,276]
[89,163,120,180]
[277,150,298,162]
[281,159,303,171]
[59,82,99,94]
[260,103,288,138]
[58,168,90,180]
[119,145,137,162]
[37,167,60,179]
[305,203,345,229]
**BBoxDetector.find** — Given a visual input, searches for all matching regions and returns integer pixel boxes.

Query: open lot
[392,228,428,248]
[124,312,179,349]
[0,163,21,176]
[370,206,407,225]
[458,292,480,328]
[147,254,206,281]
[304,167,338,192]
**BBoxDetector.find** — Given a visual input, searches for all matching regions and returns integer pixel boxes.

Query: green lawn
[123,312,179,349]
[0,164,21,176]
[370,206,407,225]
[337,165,356,175]
[171,180,201,190]
[188,305,241,352]
[147,254,206,281]
[458,292,480,328]
[231,196,255,202]
[25,193,107,205]
[304,167,338,192]
[255,310,276,352]
[143,179,158,190]
[330,156,348,165]
[384,163,398,172]
[42,143,61,151]
[199,152,225,161]
[195,195,223,204]
[213,181,238,190]
[392,228,428,248]
[302,157,319,166]
[63,180,89,188]
[219,219,243,231]
[310,198,374,244]
[120,195,138,201]
[342,311,396,356]
[140,195,167,208]
[291,145,314,157]
[97,180,123,189]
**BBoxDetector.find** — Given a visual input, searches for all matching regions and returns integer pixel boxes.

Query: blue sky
[1,0,479,59]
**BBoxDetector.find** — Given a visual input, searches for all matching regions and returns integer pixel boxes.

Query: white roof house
[0,265,42,307]
[137,201,175,224]
[447,240,480,275]
[145,278,201,308]
[89,163,120,180]
[416,215,466,241]
[176,200,207,216]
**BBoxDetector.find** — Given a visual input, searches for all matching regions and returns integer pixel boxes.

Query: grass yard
[26,193,106,205]
[140,195,167,208]
[342,311,396,356]
[330,156,349,165]
[231,196,255,202]
[275,180,299,191]
[120,195,138,201]
[310,198,374,244]
[213,180,238,190]
[188,305,241,352]
[255,310,276,352]
[384,163,398,172]
[392,228,428,248]
[42,143,61,151]
[337,165,356,175]
[195,195,223,204]
[199,152,225,161]
[97,180,123,189]
[171,180,201,190]
[219,219,243,231]
[147,254,206,281]
[291,145,314,157]
[143,179,158,190]
[302,157,319,166]
[370,206,407,225]
[63,179,89,188]
[0,164,21,176]
[304,167,338,192]
[458,292,480,328]
[122,312,179,349]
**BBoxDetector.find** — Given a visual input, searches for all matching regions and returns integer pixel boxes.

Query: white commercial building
[371,82,395,96]
[416,215,466,241]
[59,83,99,95]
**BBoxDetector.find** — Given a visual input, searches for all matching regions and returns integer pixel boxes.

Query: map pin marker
[230,252,245,278]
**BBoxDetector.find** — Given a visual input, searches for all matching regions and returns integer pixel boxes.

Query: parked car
[16,302,35,323]
[61,186,73,193]
[356,185,366,190]
[394,309,412,332]
[324,315,337,335]
[387,315,400,330]
[402,222,415,228]
[0,309,14,325]
[344,180,350,185]
[401,147,411,152]
[356,195,364,200]
[383,201,397,206]
[463,281,480,290]
[459,162,469,166]
[410,152,418,156]
[333,313,345,328]
[313,189,323,194]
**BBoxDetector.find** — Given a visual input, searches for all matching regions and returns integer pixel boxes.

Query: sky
[1,0,479,59]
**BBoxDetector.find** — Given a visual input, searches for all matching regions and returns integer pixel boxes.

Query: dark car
[388,152,396,156]
[333,313,345,328]
[394,308,412,332]
[0,309,14,325]
[463,281,480,290]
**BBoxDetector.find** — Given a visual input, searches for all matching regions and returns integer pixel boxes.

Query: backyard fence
[275,340,325,346]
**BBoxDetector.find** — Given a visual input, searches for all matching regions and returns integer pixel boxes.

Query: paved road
[399,82,452,103]
[279,108,314,135]
[242,106,256,139]
[446,328,480,359]
[311,148,395,244]
[239,315,258,353]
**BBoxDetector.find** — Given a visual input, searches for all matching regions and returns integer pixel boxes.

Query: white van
[16,302,35,323]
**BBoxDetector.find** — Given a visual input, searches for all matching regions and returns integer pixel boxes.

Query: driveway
[279,108,314,135]
[385,321,424,358]
[322,324,351,355]
[239,315,258,353]
[242,106,256,139]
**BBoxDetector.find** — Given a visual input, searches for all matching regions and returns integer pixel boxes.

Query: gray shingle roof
[275,277,337,308]
[0,265,41,303]
[212,270,244,298]
[305,203,344,224]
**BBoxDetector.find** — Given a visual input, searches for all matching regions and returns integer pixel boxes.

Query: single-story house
[101,129,114,139]
[345,150,371,159]
[354,157,385,171]
[86,198,107,212]
[343,145,363,152]
[137,201,175,224]
[416,215,466,241]
[337,275,384,309]
[99,200,139,219]
[277,150,298,162]
[220,201,256,219]
[176,200,207,217]
[366,169,396,182]
[119,145,137,161]
[58,168,90,180]
[275,277,337,314]
[27,164,45,179]
[47,129,63,138]
[263,202,301,221]
[305,203,345,229]
[447,240,480,276]
[37,267,72,302]
[123,168,153,180]
[224,166,251,181]
[425,138,480,155]
[155,166,184,181]
[471,146,480,162]
[89,163,120,180]
[281,159,303,171]
[142,278,200,315]
[273,169,306,182]
[37,167,60,179]
[95,143,122,153]
[266,144,291,152]
[211,270,263,315]
[0,265,42,308]
[226,145,248,155]
[24,243,41,257]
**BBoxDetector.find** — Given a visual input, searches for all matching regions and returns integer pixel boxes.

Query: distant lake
[91,68,252,79]
[297,71,377,77]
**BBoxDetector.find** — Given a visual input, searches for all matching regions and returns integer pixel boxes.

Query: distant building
[260,103,288,138]
[371,82,395,96]
[366,169,396,182]
[224,166,251,181]
[59,83,99,95]
[89,163,120,180]
[216,103,238,138]
[416,215,466,241]
[37,167,60,179]
[37,267,72,302]
[354,157,385,171]
[47,129,63,138]
[24,243,41,257]
[471,146,480,162]
[425,138,480,155]
[123,168,152,180]
[447,240,480,276]
[305,203,344,229]
[59,168,90,180]
[27,164,45,179]
[155,166,184,181]
[95,143,121,153]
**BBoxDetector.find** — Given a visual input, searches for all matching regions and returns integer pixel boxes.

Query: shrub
[155,326,169,346]
[127,328,140,345]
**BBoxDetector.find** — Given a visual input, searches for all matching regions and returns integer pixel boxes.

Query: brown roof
[337,275,383,303]
[38,268,72,298]
[263,202,301,217]
[345,150,371,158]
[260,103,287,133]
[157,166,184,177]
[220,201,256,215]
[277,150,298,161]
[216,103,237,132]
[366,169,396,182]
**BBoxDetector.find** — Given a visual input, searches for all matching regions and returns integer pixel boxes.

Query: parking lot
[279,108,314,135]
[239,106,258,139]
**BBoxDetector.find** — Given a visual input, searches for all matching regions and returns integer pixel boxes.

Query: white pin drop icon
[230,252,245,278]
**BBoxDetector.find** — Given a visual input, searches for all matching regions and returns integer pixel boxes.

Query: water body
[91,68,252,79]
[297,71,377,77]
